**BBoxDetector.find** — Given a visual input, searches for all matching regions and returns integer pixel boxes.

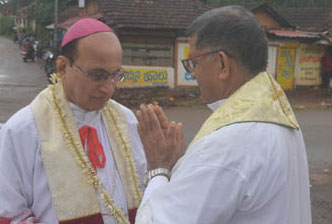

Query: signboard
[267,45,277,78]
[176,42,197,86]
[118,65,174,88]
[277,47,296,90]
[295,44,325,86]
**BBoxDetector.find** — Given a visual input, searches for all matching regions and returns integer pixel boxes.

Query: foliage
[27,1,69,47]
[206,0,332,8]
[0,14,14,37]
[22,25,34,36]
[28,0,69,26]
[6,0,70,26]
[6,0,33,12]
[5,0,71,46]
[35,23,52,48]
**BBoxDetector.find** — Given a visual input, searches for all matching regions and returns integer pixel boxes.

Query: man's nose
[99,79,115,93]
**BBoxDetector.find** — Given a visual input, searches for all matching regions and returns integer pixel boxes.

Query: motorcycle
[21,48,35,62]
[42,50,56,83]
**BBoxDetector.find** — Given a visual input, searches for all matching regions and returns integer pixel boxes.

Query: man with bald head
[0,18,146,224]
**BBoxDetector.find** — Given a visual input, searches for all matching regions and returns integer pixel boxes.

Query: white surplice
[0,102,146,223]
[136,100,312,224]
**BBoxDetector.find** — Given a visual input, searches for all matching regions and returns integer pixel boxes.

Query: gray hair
[186,5,268,76]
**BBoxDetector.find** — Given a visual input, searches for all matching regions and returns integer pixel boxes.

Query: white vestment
[136,100,312,224]
[0,102,146,223]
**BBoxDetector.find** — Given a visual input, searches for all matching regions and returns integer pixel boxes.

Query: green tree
[7,0,33,12]
[0,14,14,37]
[6,0,72,46]
[206,0,332,8]
[29,0,70,47]
[29,0,69,27]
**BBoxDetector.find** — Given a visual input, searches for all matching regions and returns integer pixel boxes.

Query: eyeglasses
[181,49,228,74]
[73,63,125,82]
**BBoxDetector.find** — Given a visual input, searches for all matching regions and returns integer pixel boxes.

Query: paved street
[0,36,331,223]
[0,36,48,123]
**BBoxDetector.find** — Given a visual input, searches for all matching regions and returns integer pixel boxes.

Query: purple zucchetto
[61,18,113,48]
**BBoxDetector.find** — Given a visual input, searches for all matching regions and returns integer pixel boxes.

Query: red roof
[98,0,209,30]
[268,29,320,39]
[59,13,103,29]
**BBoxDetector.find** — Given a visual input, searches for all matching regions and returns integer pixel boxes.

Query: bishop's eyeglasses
[73,63,126,82]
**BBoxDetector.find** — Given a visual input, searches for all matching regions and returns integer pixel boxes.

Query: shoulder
[109,100,137,124]
[186,122,303,171]
[1,105,36,136]
[0,105,39,161]
[202,121,301,151]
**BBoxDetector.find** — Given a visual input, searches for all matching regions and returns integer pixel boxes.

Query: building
[56,1,329,92]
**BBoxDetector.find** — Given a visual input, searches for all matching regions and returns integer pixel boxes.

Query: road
[0,36,331,223]
[0,36,48,123]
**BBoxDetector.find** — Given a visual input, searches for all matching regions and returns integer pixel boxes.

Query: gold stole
[190,72,299,147]
[30,82,142,224]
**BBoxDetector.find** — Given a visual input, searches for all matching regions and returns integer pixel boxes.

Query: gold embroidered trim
[50,83,130,224]
[267,73,299,129]
[103,105,143,203]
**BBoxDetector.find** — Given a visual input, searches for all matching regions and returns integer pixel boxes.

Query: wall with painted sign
[118,65,174,88]
[176,42,198,86]
[277,47,296,90]
[295,44,325,86]
[267,45,278,78]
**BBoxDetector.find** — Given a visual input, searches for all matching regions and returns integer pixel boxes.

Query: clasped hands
[136,104,185,171]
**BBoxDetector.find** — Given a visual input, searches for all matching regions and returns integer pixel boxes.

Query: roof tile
[98,0,210,29]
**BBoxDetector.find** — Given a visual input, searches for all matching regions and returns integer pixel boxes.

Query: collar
[207,99,227,112]
[69,103,101,127]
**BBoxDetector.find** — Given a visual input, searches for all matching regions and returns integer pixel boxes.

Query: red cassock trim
[0,217,11,224]
[129,208,138,224]
[59,213,104,224]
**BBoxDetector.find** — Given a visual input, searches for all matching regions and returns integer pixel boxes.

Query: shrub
[0,15,14,38]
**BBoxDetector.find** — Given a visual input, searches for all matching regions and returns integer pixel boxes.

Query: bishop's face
[61,32,123,111]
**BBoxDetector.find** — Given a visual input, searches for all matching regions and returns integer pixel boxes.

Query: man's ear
[56,56,69,79]
[217,51,232,81]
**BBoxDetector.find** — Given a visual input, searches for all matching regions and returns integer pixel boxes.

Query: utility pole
[54,0,58,56]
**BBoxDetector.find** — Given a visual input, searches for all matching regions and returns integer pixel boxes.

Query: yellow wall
[118,65,174,88]
[277,47,296,90]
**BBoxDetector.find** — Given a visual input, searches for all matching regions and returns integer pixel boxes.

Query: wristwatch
[145,168,171,187]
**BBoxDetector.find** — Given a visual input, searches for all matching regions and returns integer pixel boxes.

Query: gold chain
[104,105,143,202]
[50,83,130,224]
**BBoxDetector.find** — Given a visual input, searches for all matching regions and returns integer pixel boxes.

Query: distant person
[321,47,332,91]
[23,38,31,51]
[18,31,25,49]
[35,41,43,62]
[12,29,18,43]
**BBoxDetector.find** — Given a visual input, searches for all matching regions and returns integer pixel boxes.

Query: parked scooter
[42,50,56,83]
